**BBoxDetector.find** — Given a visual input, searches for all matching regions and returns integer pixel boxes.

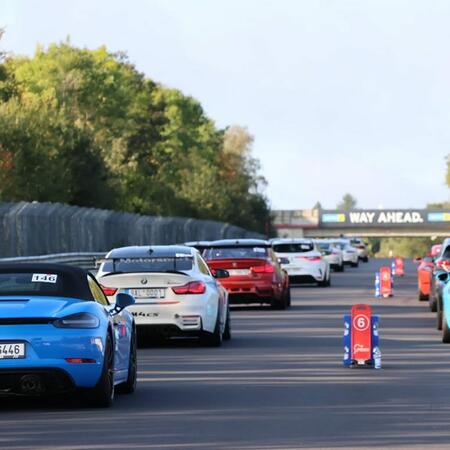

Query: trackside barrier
[374,272,381,298]
[343,304,381,368]
[379,266,393,297]
[0,201,265,257]
[0,253,105,272]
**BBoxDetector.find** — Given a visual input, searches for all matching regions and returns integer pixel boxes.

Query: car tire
[443,312,450,343]
[338,263,345,272]
[223,307,231,341]
[118,329,137,394]
[286,288,291,307]
[418,290,429,301]
[437,307,443,331]
[271,294,287,309]
[87,333,114,407]
[429,295,437,313]
[203,312,223,347]
[363,256,369,263]
[351,261,358,268]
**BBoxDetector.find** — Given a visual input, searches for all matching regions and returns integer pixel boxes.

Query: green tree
[337,193,357,211]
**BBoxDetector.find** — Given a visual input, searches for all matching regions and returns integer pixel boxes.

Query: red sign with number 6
[351,304,372,362]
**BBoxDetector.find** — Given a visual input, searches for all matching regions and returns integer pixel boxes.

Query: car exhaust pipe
[19,375,44,394]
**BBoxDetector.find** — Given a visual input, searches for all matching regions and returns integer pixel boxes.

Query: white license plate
[228,269,250,276]
[0,342,25,359]
[129,288,165,299]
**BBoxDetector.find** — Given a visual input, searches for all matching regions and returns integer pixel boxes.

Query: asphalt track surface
[1,258,450,450]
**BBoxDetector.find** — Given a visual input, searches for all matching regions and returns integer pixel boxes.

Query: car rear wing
[95,255,194,272]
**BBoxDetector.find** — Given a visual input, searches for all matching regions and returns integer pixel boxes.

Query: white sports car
[331,239,359,267]
[315,240,345,272]
[271,238,331,286]
[96,245,230,346]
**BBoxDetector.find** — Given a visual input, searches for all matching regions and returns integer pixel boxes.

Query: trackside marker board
[395,257,404,276]
[343,304,381,368]
[351,304,371,362]
[379,266,392,297]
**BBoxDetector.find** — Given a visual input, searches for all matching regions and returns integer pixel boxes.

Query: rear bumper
[0,367,75,396]
[220,279,278,304]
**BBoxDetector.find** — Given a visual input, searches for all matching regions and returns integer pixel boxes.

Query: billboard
[320,209,450,228]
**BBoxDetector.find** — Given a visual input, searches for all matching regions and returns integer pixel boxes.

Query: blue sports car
[0,263,136,407]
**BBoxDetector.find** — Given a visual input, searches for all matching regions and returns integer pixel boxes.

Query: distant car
[183,241,211,255]
[315,240,344,272]
[203,239,290,309]
[415,244,442,301]
[349,238,369,263]
[430,238,450,313]
[271,238,331,286]
[97,245,230,346]
[0,263,136,407]
[330,239,359,267]
[435,271,450,342]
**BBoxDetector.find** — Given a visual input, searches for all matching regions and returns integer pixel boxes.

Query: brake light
[437,260,450,269]
[172,281,206,295]
[250,264,275,274]
[100,285,117,296]
[303,256,322,262]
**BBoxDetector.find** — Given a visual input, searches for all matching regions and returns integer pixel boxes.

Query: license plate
[129,288,165,299]
[228,269,250,276]
[0,342,25,359]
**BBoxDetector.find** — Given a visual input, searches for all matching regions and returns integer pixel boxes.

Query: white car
[96,245,230,346]
[349,238,369,262]
[331,239,359,267]
[271,238,331,286]
[315,240,345,272]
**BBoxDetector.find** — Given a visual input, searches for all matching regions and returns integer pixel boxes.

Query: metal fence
[0,202,264,257]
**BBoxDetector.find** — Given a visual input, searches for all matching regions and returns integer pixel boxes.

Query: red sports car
[416,244,442,301]
[203,239,290,309]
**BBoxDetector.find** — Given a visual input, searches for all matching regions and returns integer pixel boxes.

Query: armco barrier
[0,201,265,257]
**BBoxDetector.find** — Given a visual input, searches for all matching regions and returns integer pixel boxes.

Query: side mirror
[212,268,229,279]
[115,293,135,311]
[437,272,450,283]
[278,257,289,265]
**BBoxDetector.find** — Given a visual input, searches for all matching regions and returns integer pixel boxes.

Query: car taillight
[172,281,206,295]
[436,260,450,269]
[251,264,275,274]
[100,285,117,296]
[304,256,322,262]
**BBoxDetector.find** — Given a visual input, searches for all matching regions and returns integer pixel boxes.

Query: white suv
[349,238,369,263]
[272,239,331,286]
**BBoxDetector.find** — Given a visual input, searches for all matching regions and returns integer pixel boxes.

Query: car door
[87,275,130,372]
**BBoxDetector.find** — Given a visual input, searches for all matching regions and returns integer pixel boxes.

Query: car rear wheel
[271,294,287,309]
[443,312,450,343]
[203,312,223,347]
[429,295,437,313]
[363,256,369,263]
[351,261,359,268]
[437,307,443,331]
[418,290,429,301]
[87,333,114,407]
[223,307,231,341]
[285,288,291,307]
[118,330,137,394]
[337,263,345,272]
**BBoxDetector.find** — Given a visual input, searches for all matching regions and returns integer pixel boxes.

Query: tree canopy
[0,41,271,233]
[337,193,357,211]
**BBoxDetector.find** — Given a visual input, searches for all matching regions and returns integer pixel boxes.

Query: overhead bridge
[274,208,450,238]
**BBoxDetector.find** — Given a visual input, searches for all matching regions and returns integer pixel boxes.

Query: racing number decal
[351,304,372,362]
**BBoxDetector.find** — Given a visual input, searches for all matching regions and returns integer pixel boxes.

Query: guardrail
[0,253,105,271]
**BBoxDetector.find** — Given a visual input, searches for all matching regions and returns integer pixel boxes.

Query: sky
[1,0,450,210]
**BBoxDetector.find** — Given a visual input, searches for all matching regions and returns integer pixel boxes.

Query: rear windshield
[101,257,193,273]
[204,247,268,260]
[0,272,64,296]
[317,243,331,251]
[273,243,313,253]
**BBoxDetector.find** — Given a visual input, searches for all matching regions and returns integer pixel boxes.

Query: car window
[87,275,109,306]
[197,255,211,275]
[317,243,331,251]
[204,247,268,259]
[442,245,450,259]
[0,272,64,296]
[272,243,313,253]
